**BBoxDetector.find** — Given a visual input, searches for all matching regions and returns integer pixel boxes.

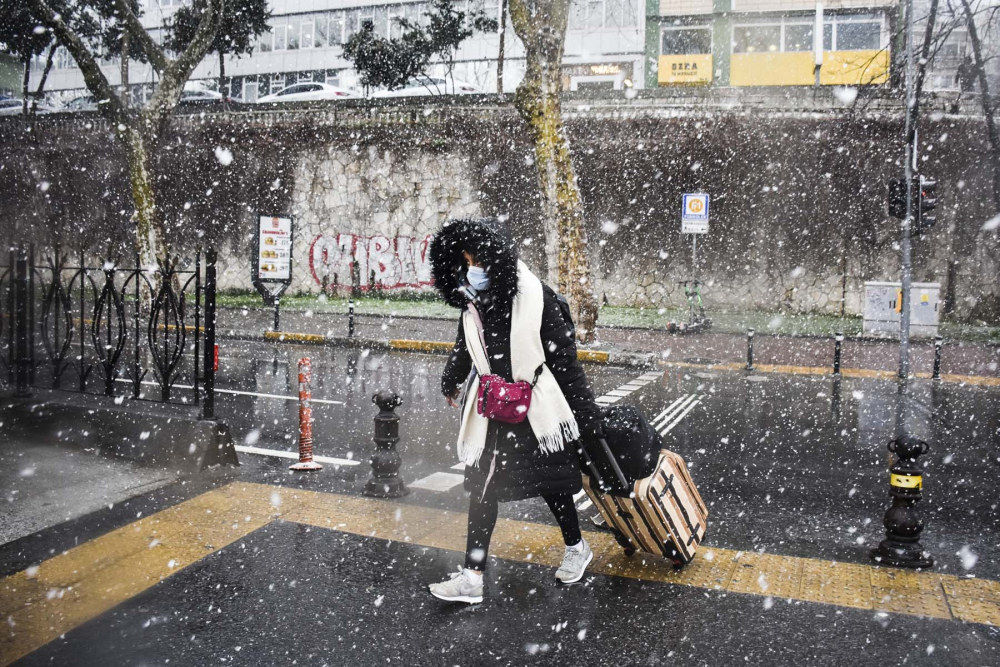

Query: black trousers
[465,493,582,570]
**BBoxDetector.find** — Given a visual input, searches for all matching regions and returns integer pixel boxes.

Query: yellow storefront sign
[730,49,889,87]
[819,50,890,86]
[658,54,713,85]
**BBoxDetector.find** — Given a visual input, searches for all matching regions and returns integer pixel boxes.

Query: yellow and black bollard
[871,435,934,569]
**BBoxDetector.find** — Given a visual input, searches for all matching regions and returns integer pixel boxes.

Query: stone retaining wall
[2,99,998,322]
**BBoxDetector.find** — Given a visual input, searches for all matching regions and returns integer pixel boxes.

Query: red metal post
[290,357,322,471]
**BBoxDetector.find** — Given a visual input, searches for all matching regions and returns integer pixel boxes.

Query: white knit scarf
[456,260,580,468]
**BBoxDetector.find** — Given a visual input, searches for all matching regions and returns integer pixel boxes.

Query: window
[259,28,273,52]
[586,0,603,29]
[330,13,345,45]
[242,80,258,102]
[661,27,711,55]
[388,6,404,39]
[298,72,315,83]
[783,24,813,52]
[315,15,328,47]
[301,21,314,49]
[270,75,285,94]
[325,72,341,87]
[836,21,880,50]
[287,20,300,49]
[733,25,780,53]
[374,6,388,36]
[344,10,360,41]
[360,7,375,31]
[273,23,287,51]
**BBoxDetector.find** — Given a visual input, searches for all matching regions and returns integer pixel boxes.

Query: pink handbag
[467,303,543,424]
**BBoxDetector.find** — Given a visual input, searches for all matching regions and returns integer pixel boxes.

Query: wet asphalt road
[13,521,1000,667]
[211,341,1000,580]
[6,341,1000,666]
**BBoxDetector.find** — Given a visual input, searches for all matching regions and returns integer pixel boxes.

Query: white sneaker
[556,539,593,584]
[428,568,484,604]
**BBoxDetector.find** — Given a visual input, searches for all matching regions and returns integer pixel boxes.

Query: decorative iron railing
[0,245,217,419]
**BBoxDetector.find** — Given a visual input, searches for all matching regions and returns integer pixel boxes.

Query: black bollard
[871,435,934,569]
[932,336,943,381]
[348,298,355,338]
[364,390,409,498]
[833,332,844,376]
[745,328,755,371]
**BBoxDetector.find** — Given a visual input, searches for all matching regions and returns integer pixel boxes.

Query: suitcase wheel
[612,530,637,557]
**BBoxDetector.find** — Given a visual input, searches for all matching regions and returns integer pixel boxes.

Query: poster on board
[256,215,293,283]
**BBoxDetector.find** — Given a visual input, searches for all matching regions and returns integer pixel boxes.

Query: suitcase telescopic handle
[579,436,631,495]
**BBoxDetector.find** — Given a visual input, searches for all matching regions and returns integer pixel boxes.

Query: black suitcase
[580,405,663,497]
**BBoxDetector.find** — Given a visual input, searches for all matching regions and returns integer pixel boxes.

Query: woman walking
[427,218,601,604]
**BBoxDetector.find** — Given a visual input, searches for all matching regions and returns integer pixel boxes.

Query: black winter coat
[441,285,602,502]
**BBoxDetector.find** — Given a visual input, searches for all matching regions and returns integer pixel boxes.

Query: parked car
[0,97,56,115]
[371,76,481,98]
[63,94,100,112]
[179,88,227,106]
[257,82,359,104]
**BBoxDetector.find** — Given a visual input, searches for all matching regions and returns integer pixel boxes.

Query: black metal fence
[0,246,217,419]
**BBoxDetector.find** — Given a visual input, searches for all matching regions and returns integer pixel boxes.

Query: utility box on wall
[863,282,940,338]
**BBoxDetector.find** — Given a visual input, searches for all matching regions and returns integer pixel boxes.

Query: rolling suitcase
[580,439,708,569]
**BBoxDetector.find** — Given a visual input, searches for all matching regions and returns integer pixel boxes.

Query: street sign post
[681,193,709,275]
[252,214,295,332]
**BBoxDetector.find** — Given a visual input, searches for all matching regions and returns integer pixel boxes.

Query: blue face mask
[466,265,490,291]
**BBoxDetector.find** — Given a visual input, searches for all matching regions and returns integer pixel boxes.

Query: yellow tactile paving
[799,559,873,610]
[2,481,998,667]
[729,552,803,599]
[0,484,296,667]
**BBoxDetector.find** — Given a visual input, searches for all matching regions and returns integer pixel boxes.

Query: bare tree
[957,0,1000,211]
[28,0,223,269]
[509,0,598,341]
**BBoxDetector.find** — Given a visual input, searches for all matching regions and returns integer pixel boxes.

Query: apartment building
[37,0,647,99]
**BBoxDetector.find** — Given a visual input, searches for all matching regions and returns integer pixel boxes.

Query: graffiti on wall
[308,233,434,289]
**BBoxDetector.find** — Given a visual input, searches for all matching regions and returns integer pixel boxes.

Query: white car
[0,97,56,115]
[371,76,481,98]
[257,82,359,103]
[63,94,100,112]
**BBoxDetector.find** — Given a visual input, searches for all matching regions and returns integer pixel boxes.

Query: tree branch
[115,0,168,73]
[30,41,57,115]
[27,0,124,121]
[146,0,222,119]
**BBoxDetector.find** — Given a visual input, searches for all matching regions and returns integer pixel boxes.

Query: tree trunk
[509,0,598,342]
[121,28,129,107]
[497,0,507,95]
[218,51,226,96]
[121,121,168,271]
[30,43,57,115]
[21,59,30,116]
[960,0,1000,212]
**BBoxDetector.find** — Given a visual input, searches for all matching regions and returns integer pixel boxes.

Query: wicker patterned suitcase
[582,448,708,568]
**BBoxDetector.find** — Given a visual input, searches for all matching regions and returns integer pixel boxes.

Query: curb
[220,329,655,367]
[659,360,1000,388]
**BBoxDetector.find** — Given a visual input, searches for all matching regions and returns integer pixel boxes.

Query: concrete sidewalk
[217,306,1000,379]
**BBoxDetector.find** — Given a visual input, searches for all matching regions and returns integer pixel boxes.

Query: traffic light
[888,178,908,219]
[916,176,937,235]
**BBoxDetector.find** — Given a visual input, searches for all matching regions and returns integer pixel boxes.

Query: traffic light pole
[899,0,916,381]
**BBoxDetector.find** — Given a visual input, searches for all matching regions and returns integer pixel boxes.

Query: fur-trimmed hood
[429,218,519,309]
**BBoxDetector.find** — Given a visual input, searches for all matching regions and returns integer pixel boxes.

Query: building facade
[26,0,993,98]
[646,0,896,88]
[37,0,647,99]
